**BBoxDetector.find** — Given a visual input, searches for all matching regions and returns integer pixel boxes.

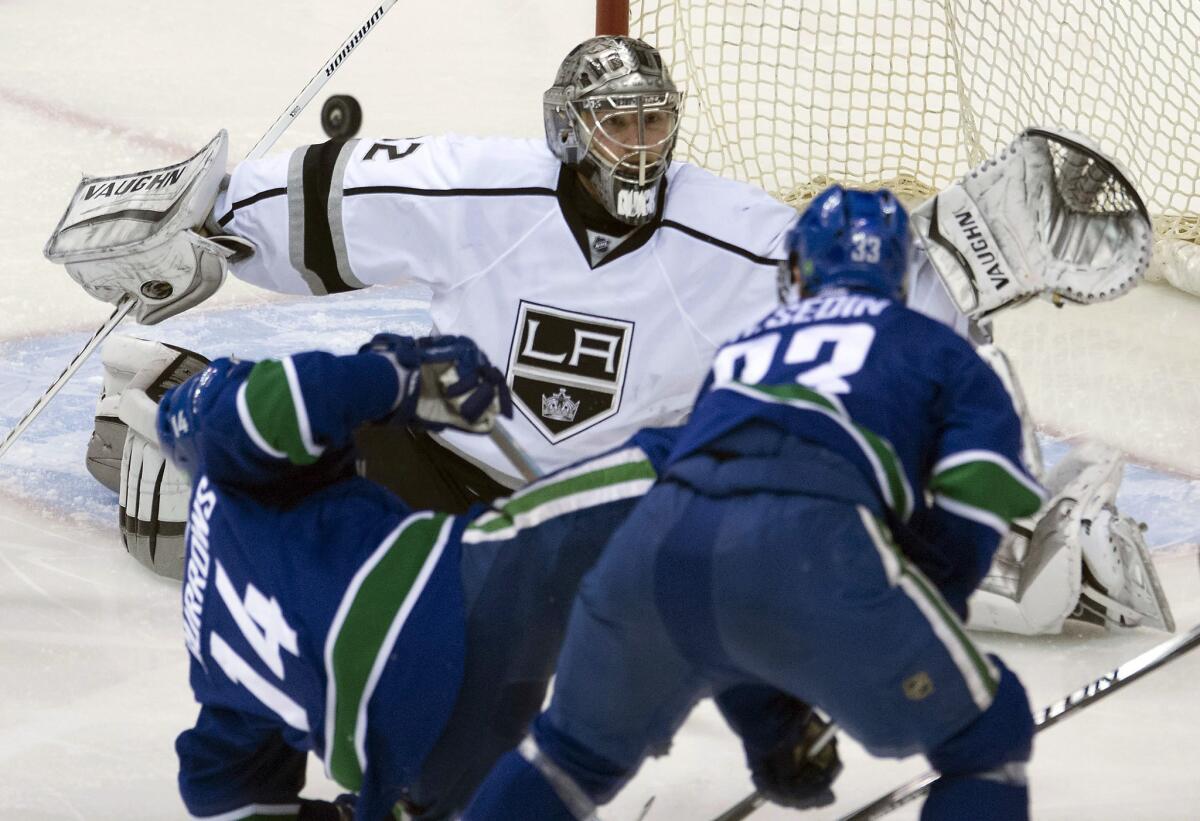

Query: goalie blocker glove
[911,127,1152,321]
[43,131,252,325]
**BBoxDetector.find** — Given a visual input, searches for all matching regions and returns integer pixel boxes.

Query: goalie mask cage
[596,0,1200,297]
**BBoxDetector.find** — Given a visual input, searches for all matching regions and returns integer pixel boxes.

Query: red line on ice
[0,86,193,156]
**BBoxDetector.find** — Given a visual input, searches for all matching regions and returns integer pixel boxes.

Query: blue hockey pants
[467,439,1032,820]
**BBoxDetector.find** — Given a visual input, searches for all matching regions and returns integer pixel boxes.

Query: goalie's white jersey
[214,135,957,482]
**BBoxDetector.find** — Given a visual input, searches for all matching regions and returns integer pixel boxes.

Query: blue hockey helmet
[157,357,244,476]
[781,185,911,301]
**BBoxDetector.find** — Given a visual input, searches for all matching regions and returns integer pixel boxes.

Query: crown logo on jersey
[541,388,581,422]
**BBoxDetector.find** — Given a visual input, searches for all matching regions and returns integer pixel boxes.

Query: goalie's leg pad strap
[87,416,127,493]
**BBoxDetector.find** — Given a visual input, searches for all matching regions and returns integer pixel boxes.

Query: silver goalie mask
[544,36,682,226]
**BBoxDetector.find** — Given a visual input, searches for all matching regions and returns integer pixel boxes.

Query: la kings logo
[507,301,634,443]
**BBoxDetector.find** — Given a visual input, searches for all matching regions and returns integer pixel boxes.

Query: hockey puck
[140,280,173,300]
[320,94,363,140]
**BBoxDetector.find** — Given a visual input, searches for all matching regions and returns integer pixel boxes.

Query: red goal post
[596,0,1200,297]
[595,0,628,36]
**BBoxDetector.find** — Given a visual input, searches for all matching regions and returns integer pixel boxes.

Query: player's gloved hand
[297,794,355,820]
[746,700,841,810]
[360,333,512,433]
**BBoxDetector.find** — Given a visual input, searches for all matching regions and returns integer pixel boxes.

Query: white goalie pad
[969,504,1082,636]
[911,127,1152,321]
[95,335,208,580]
[969,441,1174,635]
[86,335,210,494]
[1058,443,1175,633]
[44,131,235,325]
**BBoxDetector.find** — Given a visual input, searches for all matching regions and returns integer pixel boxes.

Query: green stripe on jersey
[469,456,656,537]
[325,513,449,790]
[243,360,317,465]
[750,382,841,414]
[734,382,912,518]
[930,460,1043,522]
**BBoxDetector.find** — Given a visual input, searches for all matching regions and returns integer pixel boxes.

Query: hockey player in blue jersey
[464,186,1047,820]
[148,333,675,820]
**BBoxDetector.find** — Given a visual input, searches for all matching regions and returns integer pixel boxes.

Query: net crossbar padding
[625,0,1200,295]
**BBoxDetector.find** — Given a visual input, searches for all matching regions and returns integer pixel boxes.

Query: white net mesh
[630,0,1200,295]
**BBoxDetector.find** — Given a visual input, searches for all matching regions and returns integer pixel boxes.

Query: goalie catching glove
[43,131,251,325]
[911,127,1152,320]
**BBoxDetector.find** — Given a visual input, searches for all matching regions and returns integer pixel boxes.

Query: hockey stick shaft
[840,619,1200,820]
[246,1,398,160]
[711,722,838,821]
[0,297,135,461]
[0,1,400,463]
[490,423,543,482]
[710,792,764,821]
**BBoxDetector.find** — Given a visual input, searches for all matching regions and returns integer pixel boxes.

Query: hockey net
[622,0,1200,297]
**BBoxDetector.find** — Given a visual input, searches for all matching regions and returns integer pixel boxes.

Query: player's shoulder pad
[350,133,560,191]
[661,161,798,261]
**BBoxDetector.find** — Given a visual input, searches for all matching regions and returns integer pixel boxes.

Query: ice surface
[1,1,1198,818]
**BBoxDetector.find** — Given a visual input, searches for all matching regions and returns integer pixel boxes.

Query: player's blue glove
[743,697,841,810]
[360,333,512,433]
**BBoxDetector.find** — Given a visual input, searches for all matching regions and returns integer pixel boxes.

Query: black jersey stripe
[216,187,287,227]
[301,140,358,294]
[660,219,781,267]
[344,185,557,198]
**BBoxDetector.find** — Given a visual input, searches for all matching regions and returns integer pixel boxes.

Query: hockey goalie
[41,37,1172,637]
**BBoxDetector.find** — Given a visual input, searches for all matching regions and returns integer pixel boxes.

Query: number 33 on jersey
[677,290,1043,531]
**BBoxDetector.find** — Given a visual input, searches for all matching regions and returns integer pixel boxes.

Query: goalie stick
[839,618,1200,820]
[710,791,765,821]
[0,0,399,464]
[0,299,134,460]
[490,423,543,483]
